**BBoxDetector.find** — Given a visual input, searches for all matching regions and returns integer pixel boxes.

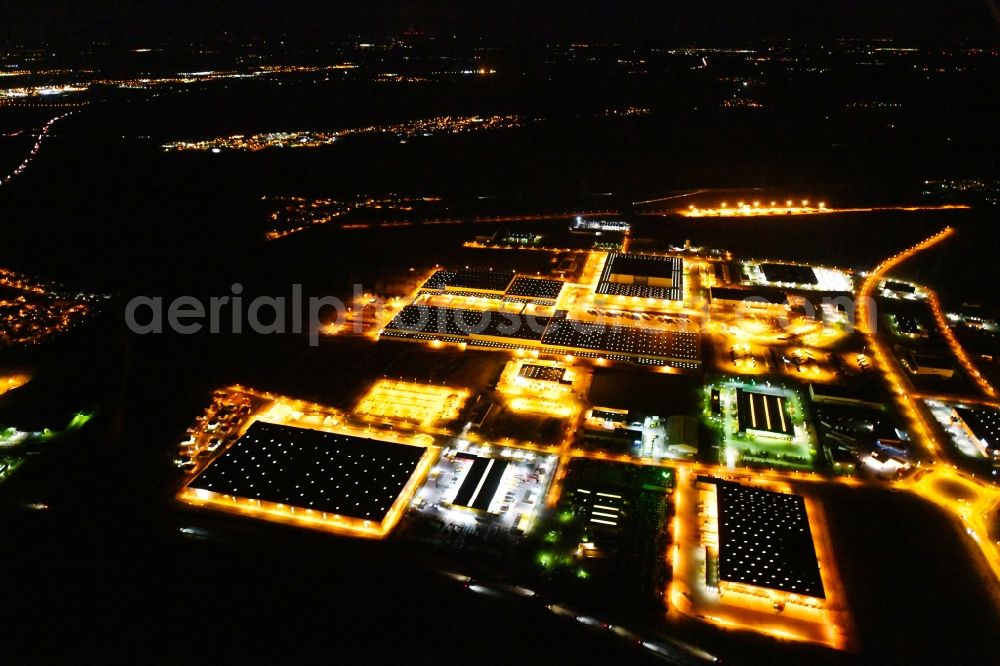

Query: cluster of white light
[387,305,549,340]
[541,320,700,360]
[505,277,565,300]
[192,424,423,521]
[715,483,823,597]
[575,487,623,528]
[1,113,74,188]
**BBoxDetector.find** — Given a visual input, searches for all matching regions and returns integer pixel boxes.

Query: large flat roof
[187,421,427,522]
[736,389,793,436]
[383,306,700,366]
[505,276,565,300]
[605,253,682,280]
[452,454,509,511]
[759,263,818,285]
[423,270,457,290]
[808,381,883,407]
[541,317,701,363]
[883,280,916,294]
[385,305,550,341]
[710,479,825,598]
[596,253,683,300]
[710,286,788,304]
[957,408,1000,453]
[422,269,515,293]
[519,363,567,382]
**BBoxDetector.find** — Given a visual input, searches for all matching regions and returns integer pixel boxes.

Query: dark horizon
[4,0,1000,48]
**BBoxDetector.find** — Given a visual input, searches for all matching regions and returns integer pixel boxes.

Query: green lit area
[0,456,25,484]
[67,411,93,430]
[0,411,94,448]
[704,378,818,471]
[527,459,672,603]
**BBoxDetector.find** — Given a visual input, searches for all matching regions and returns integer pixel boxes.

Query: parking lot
[409,440,557,547]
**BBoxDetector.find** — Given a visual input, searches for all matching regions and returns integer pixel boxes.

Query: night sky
[4,0,1000,46]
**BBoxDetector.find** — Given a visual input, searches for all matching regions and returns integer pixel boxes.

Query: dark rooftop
[709,479,825,598]
[541,317,700,363]
[421,269,515,293]
[956,408,1000,453]
[605,253,682,280]
[453,456,509,511]
[808,381,884,406]
[736,389,794,436]
[883,280,916,294]
[505,277,565,300]
[759,263,818,285]
[188,421,426,522]
[447,270,516,292]
[710,286,789,304]
[385,305,550,341]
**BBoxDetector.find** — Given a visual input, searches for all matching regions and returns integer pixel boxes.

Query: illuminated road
[855,227,954,458]
[545,407,588,508]
[632,190,707,206]
[924,288,997,398]
[0,112,75,188]
[855,227,1000,599]
[276,210,620,239]
[558,449,862,488]
[897,467,1000,590]
[678,203,970,218]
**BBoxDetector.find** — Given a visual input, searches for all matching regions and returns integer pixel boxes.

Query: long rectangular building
[421,269,516,294]
[383,305,550,342]
[759,263,818,286]
[710,286,789,308]
[451,454,510,512]
[541,315,700,368]
[381,305,701,368]
[736,389,794,438]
